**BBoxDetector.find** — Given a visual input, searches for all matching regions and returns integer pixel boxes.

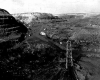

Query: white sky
[0,0,100,14]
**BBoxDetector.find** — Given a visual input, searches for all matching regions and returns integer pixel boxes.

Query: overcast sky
[0,0,100,14]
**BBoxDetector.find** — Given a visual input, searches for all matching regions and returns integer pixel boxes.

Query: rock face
[13,12,57,25]
[0,9,30,80]
[0,8,28,50]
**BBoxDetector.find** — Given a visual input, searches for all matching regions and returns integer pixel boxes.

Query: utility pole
[66,40,73,68]
[66,40,79,80]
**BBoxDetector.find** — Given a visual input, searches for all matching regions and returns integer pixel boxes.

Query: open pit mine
[0,8,100,80]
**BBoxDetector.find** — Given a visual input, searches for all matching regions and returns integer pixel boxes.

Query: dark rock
[0,8,28,50]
